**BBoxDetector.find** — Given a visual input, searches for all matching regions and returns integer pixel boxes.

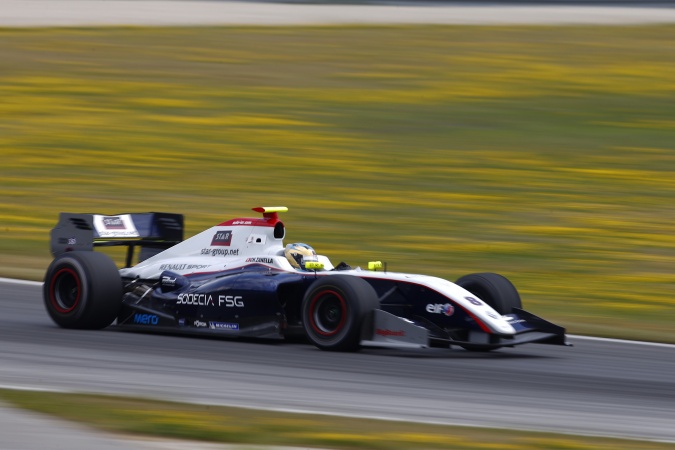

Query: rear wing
[50,212,184,267]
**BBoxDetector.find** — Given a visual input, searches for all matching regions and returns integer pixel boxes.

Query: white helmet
[284,243,318,270]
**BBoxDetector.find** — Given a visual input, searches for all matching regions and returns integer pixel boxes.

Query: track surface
[2,0,675,26]
[1,279,674,443]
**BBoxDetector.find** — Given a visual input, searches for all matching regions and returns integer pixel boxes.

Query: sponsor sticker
[211,230,233,246]
[161,275,177,287]
[133,313,158,325]
[209,322,240,330]
[159,263,210,271]
[177,293,215,306]
[176,294,244,308]
[93,214,140,238]
[201,248,240,257]
[375,328,405,337]
[426,303,455,316]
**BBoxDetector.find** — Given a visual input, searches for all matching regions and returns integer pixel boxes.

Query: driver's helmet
[284,243,318,270]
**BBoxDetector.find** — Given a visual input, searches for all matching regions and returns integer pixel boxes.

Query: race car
[43,207,569,352]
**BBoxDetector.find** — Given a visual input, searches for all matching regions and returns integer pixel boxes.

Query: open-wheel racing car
[43,207,569,352]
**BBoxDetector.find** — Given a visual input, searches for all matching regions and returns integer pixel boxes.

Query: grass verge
[1,389,672,450]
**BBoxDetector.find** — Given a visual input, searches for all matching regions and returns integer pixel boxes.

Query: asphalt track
[2,278,675,446]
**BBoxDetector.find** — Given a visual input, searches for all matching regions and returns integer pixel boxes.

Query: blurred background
[1,22,674,342]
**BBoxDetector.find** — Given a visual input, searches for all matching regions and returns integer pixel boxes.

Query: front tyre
[455,272,522,352]
[302,276,379,352]
[455,272,522,314]
[43,251,123,329]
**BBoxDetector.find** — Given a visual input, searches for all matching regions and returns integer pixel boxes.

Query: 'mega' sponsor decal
[133,313,159,325]
[426,303,455,316]
[176,294,244,307]
[211,230,233,246]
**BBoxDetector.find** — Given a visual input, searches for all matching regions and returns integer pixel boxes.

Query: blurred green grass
[1,26,674,341]
[2,389,673,450]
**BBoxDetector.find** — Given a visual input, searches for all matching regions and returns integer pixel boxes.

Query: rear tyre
[302,276,379,352]
[455,272,522,352]
[43,251,123,329]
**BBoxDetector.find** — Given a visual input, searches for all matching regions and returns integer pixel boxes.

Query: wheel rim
[50,268,81,314]
[309,289,347,337]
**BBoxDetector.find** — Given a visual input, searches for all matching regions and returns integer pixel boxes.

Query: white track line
[569,334,675,349]
[0,277,42,287]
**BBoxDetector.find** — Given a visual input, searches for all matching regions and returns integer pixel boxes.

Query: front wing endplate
[362,309,429,348]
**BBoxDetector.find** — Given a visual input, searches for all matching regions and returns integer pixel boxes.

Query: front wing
[363,309,570,350]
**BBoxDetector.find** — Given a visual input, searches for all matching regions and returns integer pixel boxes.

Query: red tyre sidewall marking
[50,267,81,314]
[309,289,347,337]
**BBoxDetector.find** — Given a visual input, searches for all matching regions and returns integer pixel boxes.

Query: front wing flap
[504,307,569,346]
[362,308,570,350]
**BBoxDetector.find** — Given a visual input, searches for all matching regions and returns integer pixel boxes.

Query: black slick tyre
[455,272,522,352]
[302,276,379,352]
[43,251,123,329]
[455,272,522,314]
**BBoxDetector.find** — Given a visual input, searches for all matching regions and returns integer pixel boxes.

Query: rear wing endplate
[50,212,183,267]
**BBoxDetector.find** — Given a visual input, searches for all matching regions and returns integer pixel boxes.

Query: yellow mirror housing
[304,261,324,270]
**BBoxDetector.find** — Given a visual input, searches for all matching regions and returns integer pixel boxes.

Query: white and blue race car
[43,207,568,352]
